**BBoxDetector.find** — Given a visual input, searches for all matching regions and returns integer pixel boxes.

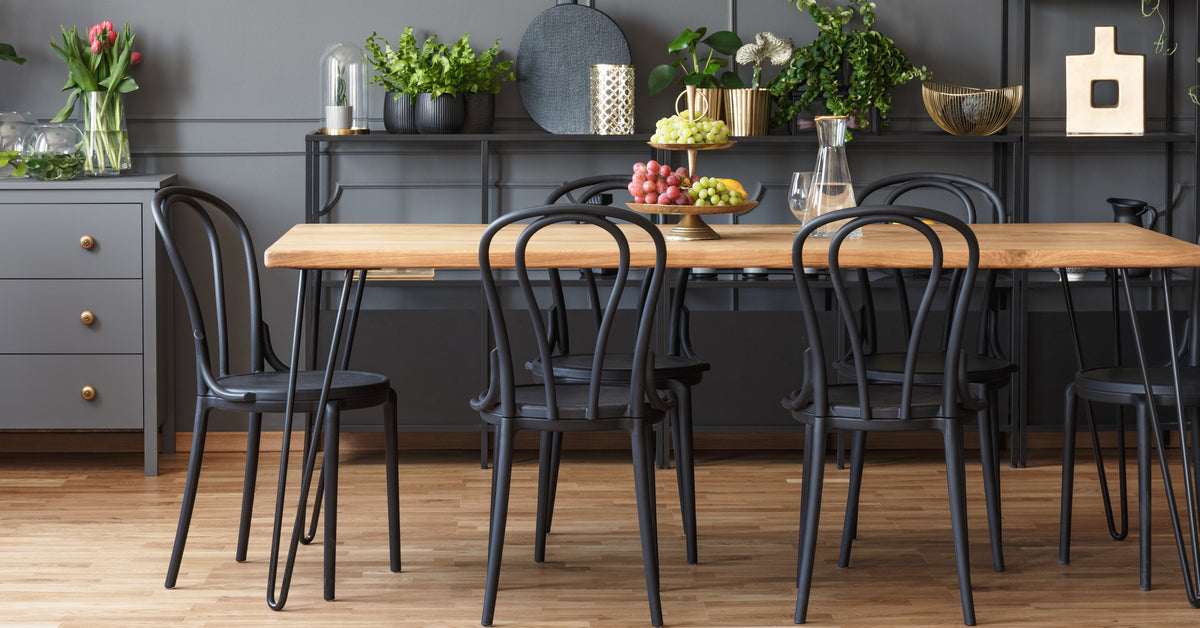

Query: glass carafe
[803,115,858,238]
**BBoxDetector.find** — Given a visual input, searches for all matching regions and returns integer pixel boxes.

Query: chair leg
[535,432,554,563]
[1059,385,1079,565]
[165,403,211,589]
[631,422,664,627]
[797,423,815,587]
[323,404,340,602]
[838,430,867,568]
[482,420,515,627]
[669,380,699,564]
[796,417,828,625]
[236,412,262,563]
[942,422,976,626]
[977,393,1004,572]
[542,432,564,536]
[383,390,401,573]
[1136,402,1152,591]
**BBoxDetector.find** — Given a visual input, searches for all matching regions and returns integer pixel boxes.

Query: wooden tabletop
[263,222,1200,270]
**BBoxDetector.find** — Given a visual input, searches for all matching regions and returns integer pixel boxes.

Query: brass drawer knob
[81,385,97,401]
[80,311,95,326]
[80,235,95,250]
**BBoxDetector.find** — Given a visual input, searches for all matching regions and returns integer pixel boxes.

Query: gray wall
[2,0,1197,435]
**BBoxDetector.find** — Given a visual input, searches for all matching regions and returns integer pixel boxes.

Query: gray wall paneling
[1,0,1195,437]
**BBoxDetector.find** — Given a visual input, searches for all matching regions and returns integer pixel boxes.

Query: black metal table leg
[1117,269,1200,606]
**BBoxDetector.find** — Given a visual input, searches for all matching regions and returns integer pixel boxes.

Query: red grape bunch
[627,160,694,206]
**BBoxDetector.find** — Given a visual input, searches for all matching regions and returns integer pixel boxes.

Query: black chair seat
[530,353,709,384]
[840,352,1017,387]
[216,370,391,405]
[474,383,659,422]
[1074,366,1200,404]
[817,383,955,420]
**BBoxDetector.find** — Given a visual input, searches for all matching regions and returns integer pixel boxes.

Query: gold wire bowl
[922,81,1023,136]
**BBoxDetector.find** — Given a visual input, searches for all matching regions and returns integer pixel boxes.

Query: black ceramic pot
[415,93,466,134]
[462,93,496,134]
[383,92,416,134]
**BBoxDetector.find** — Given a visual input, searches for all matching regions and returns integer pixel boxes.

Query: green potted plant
[726,32,792,136]
[367,29,512,134]
[767,0,930,134]
[648,27,743,122]
[367,28,422,133]
[460,37,514,133]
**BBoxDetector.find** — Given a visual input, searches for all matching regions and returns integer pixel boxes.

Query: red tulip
[100,20,113,33]
[107,29,117,46]
[88,24,102,45]
[90,38,102,54]
[130,51,142,65]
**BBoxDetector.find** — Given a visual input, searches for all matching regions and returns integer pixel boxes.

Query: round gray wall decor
[516,0,632,134]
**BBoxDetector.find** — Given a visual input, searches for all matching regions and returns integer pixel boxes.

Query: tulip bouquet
[49,20,142,174]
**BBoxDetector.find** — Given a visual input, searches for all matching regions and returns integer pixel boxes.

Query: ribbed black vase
[415,93,466,134]
[462,93,496,134]
[383,92,416,134]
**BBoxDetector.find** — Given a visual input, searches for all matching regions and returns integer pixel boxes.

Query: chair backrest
[792,205,981,419]
[476,204,668,420]
[544,175,698,358]
[855,172,1008,356]
[152,186,283,399]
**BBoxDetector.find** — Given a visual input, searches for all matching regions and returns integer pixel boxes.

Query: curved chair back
[544,175,698,359]
[477,204,668,420]
[152,186,284,400]
[856,172,1008,356]
[792,205,981,419]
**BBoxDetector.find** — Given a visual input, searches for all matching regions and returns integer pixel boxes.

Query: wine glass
[788,171,814,233]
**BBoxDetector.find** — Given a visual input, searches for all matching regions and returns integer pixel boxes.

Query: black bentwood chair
[470,204,673,627]
[153,187,400,601]
[837,172,1013,572]
[528,174,707,564]
[1059,263,1200,592]
[784,205,984,625]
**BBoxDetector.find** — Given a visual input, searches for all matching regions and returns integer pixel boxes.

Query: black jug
[1107,197,1159,230]
[1107,197,1159,277]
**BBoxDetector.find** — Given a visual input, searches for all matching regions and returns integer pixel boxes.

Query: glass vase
[0,111,36,178]
[82,91,130,175]
[21,123,86,181]
[803,115,859,239]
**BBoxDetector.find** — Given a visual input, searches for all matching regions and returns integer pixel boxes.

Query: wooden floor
[2,446,1198,627]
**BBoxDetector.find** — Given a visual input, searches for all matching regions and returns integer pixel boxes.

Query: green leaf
[702,31,743,56]
[667,29,703,53]
[719,71,745,89]
[648,64,676,95]
[0,42,26,64]
[50,89,80,123]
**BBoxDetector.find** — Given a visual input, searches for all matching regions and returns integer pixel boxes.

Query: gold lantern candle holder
[590,64,635,135]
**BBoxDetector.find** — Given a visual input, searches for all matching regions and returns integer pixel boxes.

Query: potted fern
[461,37,514,134]
[767,0,930,134]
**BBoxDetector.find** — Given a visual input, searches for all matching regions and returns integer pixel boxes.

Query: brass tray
[626,200,757,241]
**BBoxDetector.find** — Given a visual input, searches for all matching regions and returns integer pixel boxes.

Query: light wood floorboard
[1,447,1197,626]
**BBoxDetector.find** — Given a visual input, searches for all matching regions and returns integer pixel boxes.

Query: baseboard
[0,429,1144,455]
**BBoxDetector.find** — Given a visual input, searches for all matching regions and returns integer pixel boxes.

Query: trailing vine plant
[1140,0,1199,104]
[766,0,930,132]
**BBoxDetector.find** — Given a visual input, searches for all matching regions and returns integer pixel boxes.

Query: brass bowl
[922,81,1023,136]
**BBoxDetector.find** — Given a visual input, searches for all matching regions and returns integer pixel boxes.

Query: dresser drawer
[0,354,142,429]
[0,279,143,353]
[0,203,142,279]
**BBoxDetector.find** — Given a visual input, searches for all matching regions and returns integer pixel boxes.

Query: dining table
[261,220,1200,609]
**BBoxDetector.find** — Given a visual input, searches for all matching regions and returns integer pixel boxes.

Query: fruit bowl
[647,141,735,151]
[922,81,1023,136]
[627,200,757,241]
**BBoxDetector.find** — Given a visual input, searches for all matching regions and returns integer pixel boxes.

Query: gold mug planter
[724,88,771,136]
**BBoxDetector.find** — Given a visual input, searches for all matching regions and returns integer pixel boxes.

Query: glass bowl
[21,123,86,181]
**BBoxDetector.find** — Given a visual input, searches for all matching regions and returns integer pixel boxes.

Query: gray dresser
[0,174,176,475]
